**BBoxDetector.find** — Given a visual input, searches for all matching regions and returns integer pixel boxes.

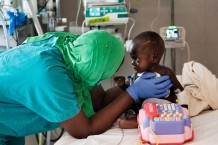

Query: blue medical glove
[126,72,172,101]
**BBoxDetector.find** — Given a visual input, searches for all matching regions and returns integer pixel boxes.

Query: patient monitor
[83,0,125,6]
[83,0,128,26]
[160,26,186,49]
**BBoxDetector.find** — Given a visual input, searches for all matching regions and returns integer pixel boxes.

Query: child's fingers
[114,76,125,81]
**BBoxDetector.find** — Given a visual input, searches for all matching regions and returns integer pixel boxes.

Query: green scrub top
[0,37,81,140]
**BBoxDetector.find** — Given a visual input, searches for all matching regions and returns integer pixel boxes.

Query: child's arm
[163,67,183,92]
[153,66,183,91]
[162,67,188,108]
[151,65,184,103]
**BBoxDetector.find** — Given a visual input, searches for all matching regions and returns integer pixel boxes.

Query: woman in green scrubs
[0,30,172,145]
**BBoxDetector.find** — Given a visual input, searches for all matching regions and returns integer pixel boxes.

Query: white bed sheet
[55,110,218,145]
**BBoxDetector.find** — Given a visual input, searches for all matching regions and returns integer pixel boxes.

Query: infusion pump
[83,0,128,26]
[84,5,128,26]
[83,0,125,6]
[160,26,186,49]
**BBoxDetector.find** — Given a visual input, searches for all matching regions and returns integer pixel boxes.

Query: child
[115,31,184,129]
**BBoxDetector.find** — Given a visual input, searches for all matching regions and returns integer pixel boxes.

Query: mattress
[55,110,218,145]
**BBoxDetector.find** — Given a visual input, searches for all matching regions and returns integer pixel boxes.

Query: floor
[25,135,40,145]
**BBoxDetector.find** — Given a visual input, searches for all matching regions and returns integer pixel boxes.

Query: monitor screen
[166,28,179,39]
[89,7,101,17]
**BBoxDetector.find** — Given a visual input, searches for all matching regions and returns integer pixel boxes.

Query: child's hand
[114,76,126,88]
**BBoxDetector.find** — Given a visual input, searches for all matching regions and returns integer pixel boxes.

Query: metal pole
[25,0,43,35]
[171,0,174,26]
[47,131,51,145]
[0,11,10,49]
[170,0,176,72]
[56,0,61,22]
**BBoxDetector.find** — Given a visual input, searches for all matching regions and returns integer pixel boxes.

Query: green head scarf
[24,30,125,117]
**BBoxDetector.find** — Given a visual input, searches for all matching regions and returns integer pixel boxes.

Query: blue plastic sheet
[7,10,26,35]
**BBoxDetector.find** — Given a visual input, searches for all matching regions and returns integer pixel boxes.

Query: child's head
[129,31,165,73]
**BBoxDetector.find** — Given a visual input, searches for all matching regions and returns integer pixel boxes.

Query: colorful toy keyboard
[137,103,194,145]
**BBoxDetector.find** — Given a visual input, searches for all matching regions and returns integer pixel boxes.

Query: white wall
[175,0,218,75]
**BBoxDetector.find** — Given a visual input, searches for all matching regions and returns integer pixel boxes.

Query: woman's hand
[126,72,173,101]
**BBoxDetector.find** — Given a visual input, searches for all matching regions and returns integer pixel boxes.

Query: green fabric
[24,30,125,117]
[0,135,24,145]
[0,39,80,137]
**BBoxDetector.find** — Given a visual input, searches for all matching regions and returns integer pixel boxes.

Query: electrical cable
[125,0,132,40]
[135,139,144,145]
[135,125,145,145]
[76,0,81,27]
[162,49,166,65]
[171,48,176,72]
[149,119,160,145]
[82,20,85,34]
[124,23,127,40]
[37,0,49,14]
[72,0,82,34]
[128,1,131,12]
[185,41,191,62]
[13,29,19,46]
[116,128,124,145]
[128,17,135,40]
[150,0,161,31]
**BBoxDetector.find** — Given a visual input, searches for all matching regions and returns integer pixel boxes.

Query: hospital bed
[55,62,218,145]
[55,109,218,145]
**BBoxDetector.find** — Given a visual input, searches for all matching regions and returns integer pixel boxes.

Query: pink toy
[137,103,194,145]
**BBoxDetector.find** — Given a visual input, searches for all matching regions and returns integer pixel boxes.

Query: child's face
[130,42,153,73]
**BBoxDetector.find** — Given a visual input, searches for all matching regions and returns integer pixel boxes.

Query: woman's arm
[60,91,133,138]
[60,73,172,139]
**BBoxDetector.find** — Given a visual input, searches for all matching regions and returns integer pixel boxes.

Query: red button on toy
[144,102,159,118]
